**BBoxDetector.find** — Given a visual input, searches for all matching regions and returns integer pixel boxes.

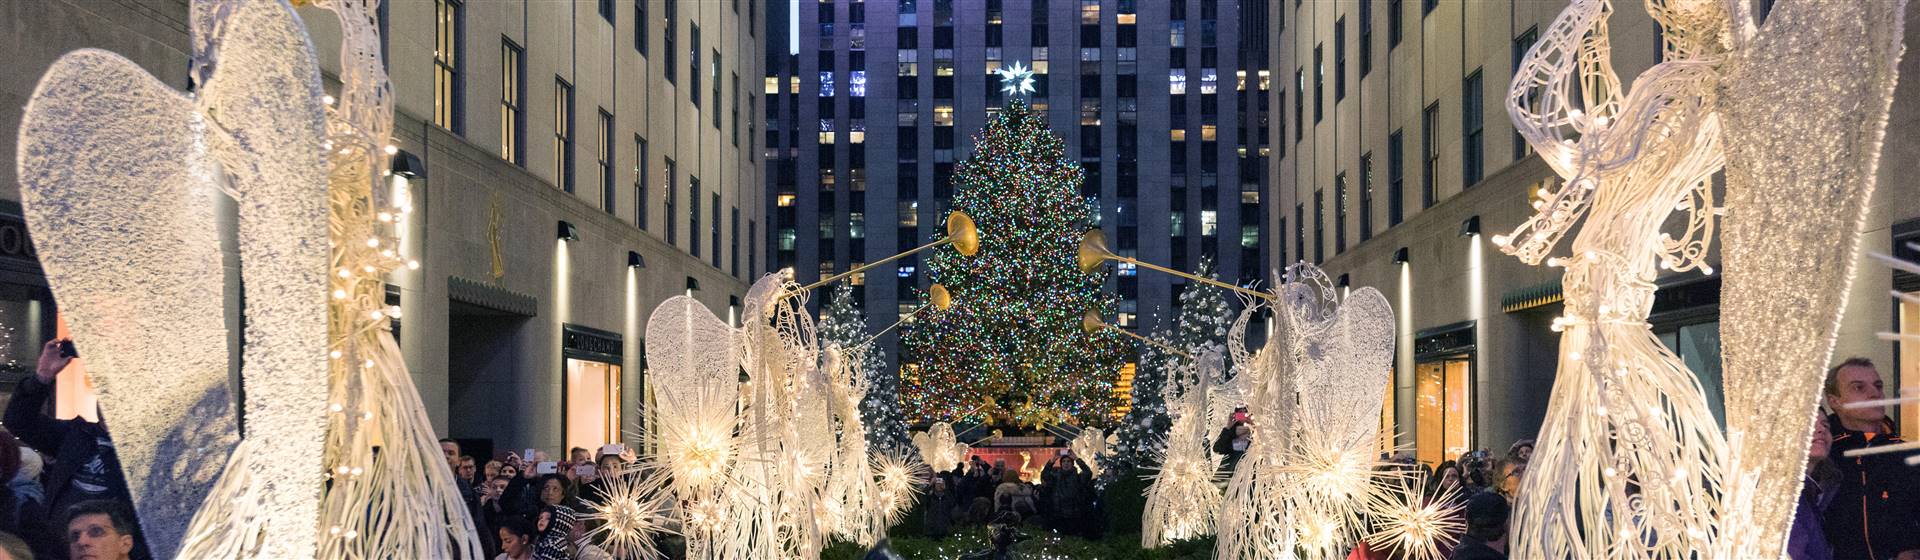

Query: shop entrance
[562,324,623,454]
[1414,323,1476,467]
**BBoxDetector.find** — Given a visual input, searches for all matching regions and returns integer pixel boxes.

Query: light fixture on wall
[1459,215,1482,237]
[685,277,701,292]
[390,149,426,179]
[627,250,646,269]
[1393,247,1410,264]
[1338,273,1350,288]
[557,220,580,242]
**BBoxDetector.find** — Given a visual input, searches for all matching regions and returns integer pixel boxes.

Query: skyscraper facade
[766,0,1272,389]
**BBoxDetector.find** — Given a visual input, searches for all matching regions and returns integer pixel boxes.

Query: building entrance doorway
[1413,322,1476,467]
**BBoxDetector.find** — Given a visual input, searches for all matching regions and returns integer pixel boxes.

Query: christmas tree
[1101,258,1235,481]
[902,98,1127,427]
[815,284,916,455]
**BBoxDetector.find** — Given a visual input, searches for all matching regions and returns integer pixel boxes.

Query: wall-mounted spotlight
[627,250,646,268]
[557,220,580,242]
[1459,215,1482,237]
[390,150,426,179]
[685,276,701,292]
[1393,247,1411,264]
[1338,273,1350,288]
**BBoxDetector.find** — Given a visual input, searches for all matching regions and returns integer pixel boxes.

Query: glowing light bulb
[323,95,336,106]
[333,289,347,299]
[369,310,384,320]
[407,260,421,270]
[384,145,398,155]
[338,268,351,278]
[365,238,380,248]
[329,350,342,359]
[330,403,344,412]
[1597,406,1609,417]
[1700,264,1714,276]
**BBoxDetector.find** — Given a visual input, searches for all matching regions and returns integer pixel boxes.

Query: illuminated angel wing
[16,49,236,558]
[646,296,741,421]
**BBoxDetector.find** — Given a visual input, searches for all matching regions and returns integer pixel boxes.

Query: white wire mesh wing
[15,49,238,558]
[645,296,741,422]
[1713,0,1908,556]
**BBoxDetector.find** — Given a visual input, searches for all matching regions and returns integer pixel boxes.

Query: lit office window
[433,0,463,132]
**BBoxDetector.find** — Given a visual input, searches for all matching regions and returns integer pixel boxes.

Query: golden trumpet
[1076,229,1276,301]
[789,211,980,295]
[929,283,952,311]
[1081,310,1193,359]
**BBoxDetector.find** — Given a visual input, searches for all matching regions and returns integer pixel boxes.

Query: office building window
[711,193,722,267]
[1463,70,1484,187]
[598,110,614,212]
[1335,172,1348,253]
[635,0,647,54]
[1513,27,1539,160]
[554,79,575,193]
[1334,18,1346,101]
[663,0,677,82]
[1360,152,1374,240]
[1389,0,1403,47]
[1422,102,1438,208]
[1313,188,1325,262]
[1294,69,1305,141]
[690,178,702,257]
[690,25,701,105]
[1313,45,1324,122]
[1359,0,1373,76]
[731,208,741,276]
[1424,0,1439,15]
[732,74,742,145]
[1170,69,1187,95]
[500,39,524,165]
[433,0,463,132]
[1388,130,1405,225]
[712,50,723,128]
[598,0,613,21]
[1294,203,1306,265]
[635,136,649,229]
[665,158,678,245]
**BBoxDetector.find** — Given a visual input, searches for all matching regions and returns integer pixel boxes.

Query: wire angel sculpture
[18,0,481,556]
[1141,349,1226,547]
[1496,0,1906,557]
[1215,264,1397,560]
[913,422,969,472]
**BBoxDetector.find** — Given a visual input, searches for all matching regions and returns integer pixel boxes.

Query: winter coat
[1823,414,1920,560]
[1788,471,1835,560]
[3,376,136,516]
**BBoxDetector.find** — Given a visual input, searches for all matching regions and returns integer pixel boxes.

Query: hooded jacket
[1823,413,1920,560]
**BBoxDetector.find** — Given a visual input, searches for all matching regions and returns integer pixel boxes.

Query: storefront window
[1415,355,1471,466]
[565,357,622,453]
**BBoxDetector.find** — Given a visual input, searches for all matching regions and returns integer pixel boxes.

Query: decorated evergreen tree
[1100,258,1235,482]
[902,96,1127,428]
[816,284,915,455]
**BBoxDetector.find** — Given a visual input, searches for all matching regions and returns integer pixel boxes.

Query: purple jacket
[1789,473,1835,560]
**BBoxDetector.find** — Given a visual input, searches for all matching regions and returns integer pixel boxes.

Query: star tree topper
[997,61,1036,96]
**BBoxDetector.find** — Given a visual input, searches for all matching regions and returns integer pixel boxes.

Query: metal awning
[448,276,538,317]
[1501,281,1563,313]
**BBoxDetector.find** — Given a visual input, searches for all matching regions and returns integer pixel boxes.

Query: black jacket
[1448,536,1506,560]
[1824,413,1920,560]
[4,375,147,559]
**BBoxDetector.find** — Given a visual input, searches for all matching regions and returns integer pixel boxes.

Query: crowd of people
[1,334,1918,560]
[920,450,1105,542]
[443,440,640,560]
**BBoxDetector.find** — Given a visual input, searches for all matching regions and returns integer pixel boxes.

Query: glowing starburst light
[1364,474,1465,560]
[996,61,1037,96]
[580,467,674,560]
[871,452,931,527]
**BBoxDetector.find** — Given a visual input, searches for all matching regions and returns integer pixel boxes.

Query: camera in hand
[58,339,78,359]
